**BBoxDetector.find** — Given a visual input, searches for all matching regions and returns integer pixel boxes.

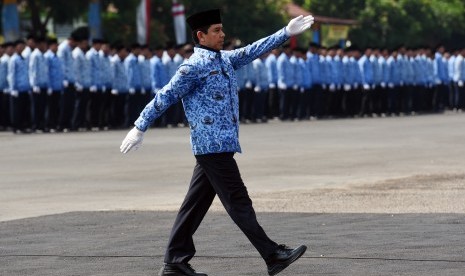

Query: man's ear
[197,31,205,42]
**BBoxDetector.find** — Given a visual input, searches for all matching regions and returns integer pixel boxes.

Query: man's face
[199,23,225,51]
[16,43,25,53]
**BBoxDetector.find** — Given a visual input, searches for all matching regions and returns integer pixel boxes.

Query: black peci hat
[186,9,222,30]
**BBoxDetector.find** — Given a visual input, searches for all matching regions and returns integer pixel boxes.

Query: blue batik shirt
[0,54,9,92]
[29,48,49,89]
[111,55,128,93]
[135,28,290,155]
[299,58,312,89]
[72,47,91,88]
[99,51,112,90]
[125,53,142,90]
[139,55,152,91]
[8,53,30,92]
[57,40,75,84]
[358,55,374,86]
[252,58,269,91]
[44,50,64,92]
[277,52,293,89]
[265,53,278,86]
[307,52,321,85]
[150,55,168,92]
[86,47,102,88]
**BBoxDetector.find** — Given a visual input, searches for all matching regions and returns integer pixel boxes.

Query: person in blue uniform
[71,36,91,130]
[120,9,313,276]
[150,45,169,127]
[86,38,103,130]
[0,42,13,130]
[276,44,294,120]
[109,44,129,128]
[358,47,374,116]
[57,33,77,132]
[124,43,143,128]
[265,48,279,119]
[251,53,270,122]
[98,40,113,129]
[29,37,49,132]
[8,39,31,133]
[44,38,64,131]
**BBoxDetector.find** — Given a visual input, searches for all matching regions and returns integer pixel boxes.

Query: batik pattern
[135,27,289,155]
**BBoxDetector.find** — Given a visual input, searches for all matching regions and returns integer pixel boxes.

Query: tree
[19,0,88,37]
[303,0,465,49]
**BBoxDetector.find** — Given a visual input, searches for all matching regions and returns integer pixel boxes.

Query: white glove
[90,85,97,93]
[47,88,53,95]
[343,84,351,91]
[254,86,261,93]
[363,84,370,90]
[381,82,386,88]
[129,88,136,95]
[458,81,464,87]
[120,127,145,154]
[269,83,276,89]
[329,84,336,92]
[63,80,69,88]
[102,86,107,92]
[111,89,118,95]
[353,83,359,90]
[292,84,298,90]
[75,83,83,92]
[371,84,376,90]
[388,83,394,89]
[10,90,19,97]
[278,81,287,90]
[285,15,314,36]
[322,84,327,90]
[300,87,305,93]
[245,81,252,89]
[33,86,41,93]
[141,88,146,95]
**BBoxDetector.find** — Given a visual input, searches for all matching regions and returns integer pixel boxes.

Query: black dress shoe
[158,263,208,276]
[265,244,307,276]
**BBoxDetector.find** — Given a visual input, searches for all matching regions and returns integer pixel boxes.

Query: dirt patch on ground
[211,173,465,213]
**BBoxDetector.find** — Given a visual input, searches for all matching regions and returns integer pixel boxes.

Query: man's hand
[120,127,144,154]
[286,15,314,36]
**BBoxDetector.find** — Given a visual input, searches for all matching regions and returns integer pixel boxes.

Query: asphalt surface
[1,112,465,275]
[1,211,465,275]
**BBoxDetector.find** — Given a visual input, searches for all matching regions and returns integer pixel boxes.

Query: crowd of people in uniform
[0,32,464,134]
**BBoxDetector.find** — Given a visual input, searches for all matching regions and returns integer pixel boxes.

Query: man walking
[121,9,313,276]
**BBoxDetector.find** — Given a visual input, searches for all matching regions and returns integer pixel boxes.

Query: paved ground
[1,112,465,275]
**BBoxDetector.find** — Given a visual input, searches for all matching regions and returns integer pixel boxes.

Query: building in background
[285,2,357,47]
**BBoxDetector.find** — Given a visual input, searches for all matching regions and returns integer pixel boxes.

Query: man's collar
[196,44,220,53]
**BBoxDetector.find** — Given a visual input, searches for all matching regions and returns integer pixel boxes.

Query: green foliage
[11,0,297,46]
[15,0,465,49]
[306,0,465,49]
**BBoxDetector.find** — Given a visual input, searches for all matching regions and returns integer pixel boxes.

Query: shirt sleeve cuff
[134,117,149,132]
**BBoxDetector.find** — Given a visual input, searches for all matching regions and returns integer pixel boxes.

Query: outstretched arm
[227,15,314,70]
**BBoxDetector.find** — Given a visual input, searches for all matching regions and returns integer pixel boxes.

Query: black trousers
[46,91,61,130]
[164,152,278,264]
[58,85,76,130]
[31,88,47,131]
[72,88,90,130]
[10,92,31,131]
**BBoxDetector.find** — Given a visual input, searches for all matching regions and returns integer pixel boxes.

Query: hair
[191,25,210,44]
